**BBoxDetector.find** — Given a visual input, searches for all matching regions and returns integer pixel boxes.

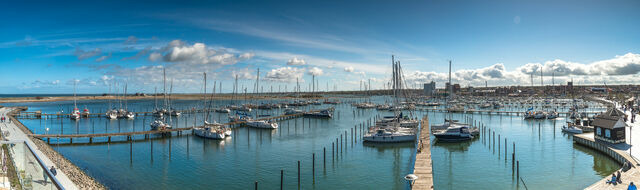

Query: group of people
[606,170,637,190]
[0,116,8,123]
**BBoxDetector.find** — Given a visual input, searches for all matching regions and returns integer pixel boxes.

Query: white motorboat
[150,120,171,130]
[363,128,416,143]
[561,125,583,134]
[433,126,474,142]
[246,120,278,129]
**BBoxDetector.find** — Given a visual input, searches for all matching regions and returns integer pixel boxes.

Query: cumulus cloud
[74,48,102,60]
[95,52,112,62]
[265,67,305,82]
[231,67,256,80]
[403,53,640,87]
[308,67,323,76]
[344,66,354,72]
[287,57,306,65]
[148,52,162,62]
[153,40,250,65]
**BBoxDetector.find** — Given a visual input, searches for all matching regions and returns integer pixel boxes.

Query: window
[597,128,601,136]
[605,129,611,138]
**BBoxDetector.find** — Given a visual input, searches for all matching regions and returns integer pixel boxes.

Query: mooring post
[312,153,315,183]
[298,160,301,189]
[323,147,326,168]
[281,170,284,190]
[517,160,520,179]
[255,181,258,190]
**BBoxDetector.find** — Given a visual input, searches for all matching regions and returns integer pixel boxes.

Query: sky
[1,0,639,94]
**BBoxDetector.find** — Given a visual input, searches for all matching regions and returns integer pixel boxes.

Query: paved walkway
[0,107,78,189]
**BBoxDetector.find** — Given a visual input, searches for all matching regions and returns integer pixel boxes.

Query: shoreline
[7,108,106,189]
[0,94,352,104]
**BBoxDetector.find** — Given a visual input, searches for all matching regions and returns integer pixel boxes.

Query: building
[423,81,436,96]
[593,108,627,144]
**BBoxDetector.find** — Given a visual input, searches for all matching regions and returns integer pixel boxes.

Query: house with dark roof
[593,107,627,144]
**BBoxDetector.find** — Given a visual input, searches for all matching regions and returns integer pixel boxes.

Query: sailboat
[105,82,118,120]
[195,72,231,139]
[168,80,181,117]
[363,55,417,143]
[70,80,81,120]
[150,68,172,130]
[122,83,135,119]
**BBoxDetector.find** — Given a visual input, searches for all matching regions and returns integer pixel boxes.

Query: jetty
[26,111,308,144]
[411,116,433,189]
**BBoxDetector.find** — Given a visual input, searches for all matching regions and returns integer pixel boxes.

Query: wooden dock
[27,111,308,144]
[414,107,601,117]
[412,116,433,190]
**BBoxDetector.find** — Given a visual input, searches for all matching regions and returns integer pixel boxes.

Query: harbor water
[3,96,620,189]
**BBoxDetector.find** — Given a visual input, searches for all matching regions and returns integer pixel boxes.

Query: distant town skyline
[1,0,639,94]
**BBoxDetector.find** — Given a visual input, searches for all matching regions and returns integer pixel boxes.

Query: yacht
[284,108,303,115]
[105,109,118,120]
[246,120,278,129]
[82,107,91,118]
[70,107,81,120]
[561,125,583,134]
[546,111,559,119]
[195,121,230,139]
[124,111,135,119]
[433,126,474,142]
[363,128,416,143]
[534,111,547,119]
[150,119,171,130]
[303,109,333,118]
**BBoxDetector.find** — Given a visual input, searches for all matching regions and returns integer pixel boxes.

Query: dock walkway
[412,116,433,190]
[26,111,309,144]
[574,133,639,190]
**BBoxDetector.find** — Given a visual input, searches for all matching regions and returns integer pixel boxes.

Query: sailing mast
[203,72,207,122]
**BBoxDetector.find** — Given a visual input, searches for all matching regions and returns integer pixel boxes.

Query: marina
[2,1,640,189]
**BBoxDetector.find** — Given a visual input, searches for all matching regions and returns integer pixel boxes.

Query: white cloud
[344,66,354,72]
[308,67,323,76]
[148,52,162,61]
[265,67,305,82]
[287,57,306,65]
[157,40,250,65]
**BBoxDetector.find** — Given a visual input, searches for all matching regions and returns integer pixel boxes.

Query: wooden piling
[297,160,301,189]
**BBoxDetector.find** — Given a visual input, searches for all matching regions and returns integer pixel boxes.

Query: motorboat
[363,128,416,143]
[246,120,278,129]
[433,126,474,142]
[534,111,547,119]
[523,111,535,119]
[194,126,226,139]
[561,125,583,134]
[82,107,90,118]
[124,111,135,119]
[150,119,171,130]
[546,111,559,119]
[284,108,303,115]
[303,109,333,118]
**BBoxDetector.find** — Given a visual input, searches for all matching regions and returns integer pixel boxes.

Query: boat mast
[203,72,207,122]
[73,80,77,110]
[154,87,158,111]
[163,67,167,110]
[124,83,128,111]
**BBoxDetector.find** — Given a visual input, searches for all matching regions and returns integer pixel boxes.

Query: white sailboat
[70,80,80,120]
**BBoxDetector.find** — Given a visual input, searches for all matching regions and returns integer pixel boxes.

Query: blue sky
[1,0,639,94]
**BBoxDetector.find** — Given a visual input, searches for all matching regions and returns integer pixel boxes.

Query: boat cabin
[593,107,626,144]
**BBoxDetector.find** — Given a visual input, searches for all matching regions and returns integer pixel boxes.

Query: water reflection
[573,143,620,177]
